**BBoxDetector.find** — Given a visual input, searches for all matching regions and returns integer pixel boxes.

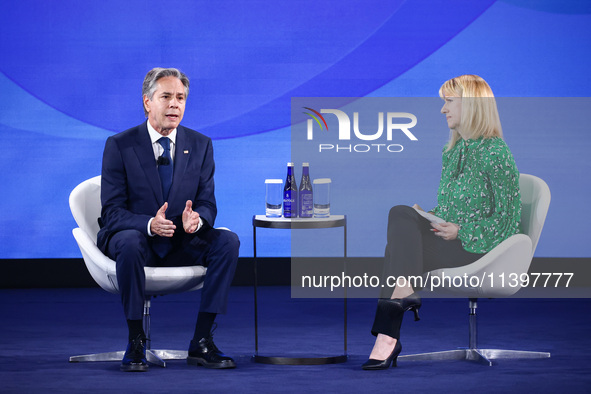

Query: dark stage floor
[1,286,590,393]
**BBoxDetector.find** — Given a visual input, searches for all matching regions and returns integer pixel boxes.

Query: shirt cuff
[147,217,154,237]
[195,217,203,233]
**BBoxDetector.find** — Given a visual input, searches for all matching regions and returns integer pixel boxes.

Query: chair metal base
[69,349,188,368]
[69,298,188,368]
[398,348,550,367]
[398,298,551,366]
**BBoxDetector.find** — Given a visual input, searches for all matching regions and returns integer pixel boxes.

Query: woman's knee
[388,205,415,221]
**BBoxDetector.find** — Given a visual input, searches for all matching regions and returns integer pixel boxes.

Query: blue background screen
[1,0,589,258]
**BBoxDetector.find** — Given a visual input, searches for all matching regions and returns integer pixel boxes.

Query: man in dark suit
[97,67,240,372]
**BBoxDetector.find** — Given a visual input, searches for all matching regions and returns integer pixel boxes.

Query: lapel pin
[184,150,189,154]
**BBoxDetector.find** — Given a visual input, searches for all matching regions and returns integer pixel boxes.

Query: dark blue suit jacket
[97,121,217,254]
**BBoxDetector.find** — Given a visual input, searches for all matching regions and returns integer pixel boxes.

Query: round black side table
[252,215,348,365]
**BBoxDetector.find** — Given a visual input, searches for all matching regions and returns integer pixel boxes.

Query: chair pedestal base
[69,298,190,368]
[69,349,188,368]
[398,348,550,367]
[397,299,551,366]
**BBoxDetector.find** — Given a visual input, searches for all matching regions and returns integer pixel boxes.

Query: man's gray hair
[142,67,190,116]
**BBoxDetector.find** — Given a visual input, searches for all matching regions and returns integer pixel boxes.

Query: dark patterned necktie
[158,137,173,200]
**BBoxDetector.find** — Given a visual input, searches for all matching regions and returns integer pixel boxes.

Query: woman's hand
[430,222,460,241]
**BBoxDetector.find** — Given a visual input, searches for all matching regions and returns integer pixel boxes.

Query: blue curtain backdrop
[1,0,590,259]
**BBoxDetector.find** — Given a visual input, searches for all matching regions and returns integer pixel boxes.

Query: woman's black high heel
[393,293,422,321]
[369,295,421,340]
[363,294,422,370]
[362,339,402,370]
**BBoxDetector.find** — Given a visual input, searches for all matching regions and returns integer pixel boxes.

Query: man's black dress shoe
[121,335,149,372]
[187,336,236,369]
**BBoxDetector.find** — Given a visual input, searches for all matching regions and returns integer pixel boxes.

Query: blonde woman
[362,75,521,370]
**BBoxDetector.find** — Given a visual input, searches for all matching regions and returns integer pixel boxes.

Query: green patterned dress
[430,137,521,254]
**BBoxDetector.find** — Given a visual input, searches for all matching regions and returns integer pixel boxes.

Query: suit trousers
[107,227,240,320]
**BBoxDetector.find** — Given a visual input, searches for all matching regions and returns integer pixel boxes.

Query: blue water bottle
[299,163,313,218]
[283,162,298,218]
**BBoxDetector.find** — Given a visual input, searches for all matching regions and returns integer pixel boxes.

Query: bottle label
[283,191,296,217]
[299,193,313,217]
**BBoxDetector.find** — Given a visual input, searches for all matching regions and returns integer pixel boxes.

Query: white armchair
[399,174,552,365]
[68,176,207,367]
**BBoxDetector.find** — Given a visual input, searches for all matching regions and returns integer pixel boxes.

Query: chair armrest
[72,228,119,293]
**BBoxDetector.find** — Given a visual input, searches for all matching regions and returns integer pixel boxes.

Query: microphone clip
[157,156,170,165]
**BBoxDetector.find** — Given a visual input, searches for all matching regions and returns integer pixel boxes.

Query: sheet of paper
[413,208,446,224]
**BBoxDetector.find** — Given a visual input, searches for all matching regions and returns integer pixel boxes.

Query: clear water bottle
[283,162,298,218]
[299,163,313,218]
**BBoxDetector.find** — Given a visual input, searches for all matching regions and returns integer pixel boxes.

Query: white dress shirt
[147,120,177,162]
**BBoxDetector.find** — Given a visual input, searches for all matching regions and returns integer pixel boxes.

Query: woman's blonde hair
[439,74,503,150]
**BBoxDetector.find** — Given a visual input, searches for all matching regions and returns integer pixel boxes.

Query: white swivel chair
[68,175,208,367]
[399,174,551,366]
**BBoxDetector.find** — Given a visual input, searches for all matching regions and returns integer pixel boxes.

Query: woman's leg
[374,205,433,299]
[368,205,484,362]
[369,206,427,360]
